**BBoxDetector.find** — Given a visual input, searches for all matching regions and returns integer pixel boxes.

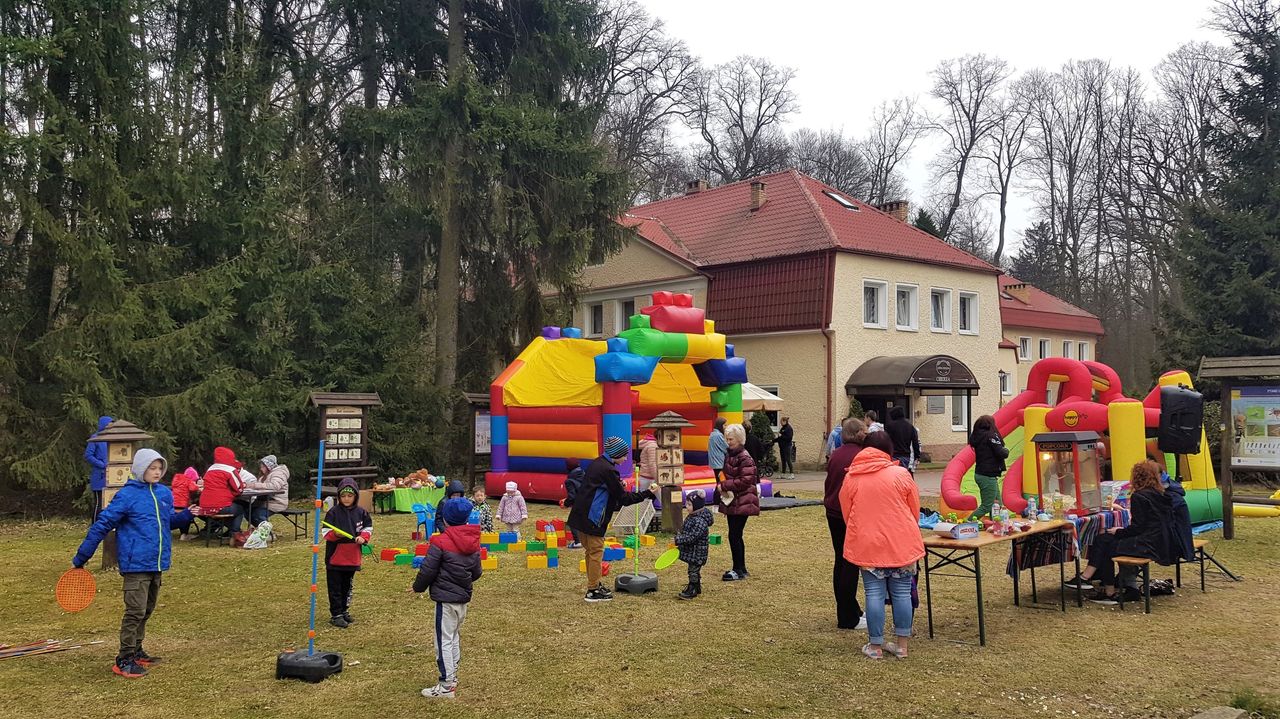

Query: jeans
[860,569,913,645]
[230,500,269,532]
[120,572,162,660]
[826,514,863,628]
[973,473,1000,519]
[1087,532,1121,586]
[726,514,748,574]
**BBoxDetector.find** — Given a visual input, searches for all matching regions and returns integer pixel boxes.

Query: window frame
[1018,337,1031,361]
[929,288,953,333]
[756,384,782,431]
[951,390,970,431]
[617,298,636,333]
[999,372,1012,396]
[587,302,605,337]
[894,283,919,331]
[1062,340,1072,359]
[1038,339,1050,359]
[1078,342,1089,361]
[862,279,889,330]
[958,291,979,335]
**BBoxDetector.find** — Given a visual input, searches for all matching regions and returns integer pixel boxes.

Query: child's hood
[436,523,482,555]
[213,445,239,468]
[96,415,113,433]
[847,448,896,475]
[131,448,167,481]
[337,476,361,500]
[445,479,466,496]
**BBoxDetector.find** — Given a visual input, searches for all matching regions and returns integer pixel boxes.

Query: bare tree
[927,54,1012,239]
[789,128,870,197]
[975,81,1032,265]
[689,55,797,184]
[861,97,925,205]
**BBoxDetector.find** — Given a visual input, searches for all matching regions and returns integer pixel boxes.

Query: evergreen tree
[912,208,942,237]
[747,411,778,476]
[1163,0,1280,366]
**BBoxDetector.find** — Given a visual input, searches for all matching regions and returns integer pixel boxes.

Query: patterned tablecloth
[1003,509,1131,577]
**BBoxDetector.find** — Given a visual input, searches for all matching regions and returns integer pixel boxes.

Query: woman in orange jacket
[840,431,924,660]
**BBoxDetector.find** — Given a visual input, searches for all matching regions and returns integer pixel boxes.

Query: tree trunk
[434,0,464,397]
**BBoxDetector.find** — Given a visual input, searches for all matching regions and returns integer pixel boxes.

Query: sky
[636,0,1226,255]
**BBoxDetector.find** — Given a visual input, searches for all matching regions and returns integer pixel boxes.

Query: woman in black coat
[1065,460,1176,604]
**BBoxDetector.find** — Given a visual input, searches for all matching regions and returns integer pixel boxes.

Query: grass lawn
[4,498,1279,719]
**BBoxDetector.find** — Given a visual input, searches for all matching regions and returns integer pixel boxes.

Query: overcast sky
[637,0,1227,255]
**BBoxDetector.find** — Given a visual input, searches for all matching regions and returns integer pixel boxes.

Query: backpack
[243,520,275,550]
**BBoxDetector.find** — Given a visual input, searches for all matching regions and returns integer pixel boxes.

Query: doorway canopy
[844,354,980,396]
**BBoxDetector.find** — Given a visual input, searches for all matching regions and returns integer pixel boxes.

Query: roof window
[823,191,860,210]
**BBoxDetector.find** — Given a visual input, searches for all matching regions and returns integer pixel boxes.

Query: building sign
[474,410,492,455]
[909,357,977,388]
[1231,386,1280,468]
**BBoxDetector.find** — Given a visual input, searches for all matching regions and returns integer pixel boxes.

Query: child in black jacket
[323,478,372,628]
[412,498,483,699]
[560,459,584,548]
[968,415,1009,519]
[674,490,714,600]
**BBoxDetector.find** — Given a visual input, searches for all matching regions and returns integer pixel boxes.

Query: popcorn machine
[1031,431,1103,514]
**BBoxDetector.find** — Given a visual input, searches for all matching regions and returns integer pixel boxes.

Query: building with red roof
[998,274,1105,395]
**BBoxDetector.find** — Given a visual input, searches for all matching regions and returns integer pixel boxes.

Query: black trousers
[326,568,355,617]
[779,442,793,474]
[726,514,748,573]
[1087,533,1122,586]
[826,514,864,628]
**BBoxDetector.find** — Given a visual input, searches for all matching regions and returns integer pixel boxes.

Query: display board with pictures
[309,393,383,466]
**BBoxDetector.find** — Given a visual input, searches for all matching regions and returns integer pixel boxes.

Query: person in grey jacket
[709,417,728,480]
[412,498,482,699]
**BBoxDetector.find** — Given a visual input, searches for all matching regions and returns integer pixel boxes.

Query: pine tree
[747,411,778,475]
[1163,0,1280,366]
[912,209,942,237]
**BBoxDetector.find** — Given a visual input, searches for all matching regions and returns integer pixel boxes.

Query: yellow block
[703,319,716,334]
[480,532,499,545]
[509,439,599,459]
[720,411,744,427]
[624,548,635,559]
[640,535,656,546]
[502,337,609,407]
[510,541,527,552]
[526,554,548,569]
[534,530,547,541]
[682,332,727,363]
[1108,400,1146,486]
[578,559,587,573]
[481,557,498,570]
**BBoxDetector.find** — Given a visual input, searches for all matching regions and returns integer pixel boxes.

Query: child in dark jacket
[674,490,714,600]
[72,448,173,678]
[968,415,1009,519]
[323,478,373,628]
[559,459,584,548]
[413,498,483,699]
[470,486,494,533]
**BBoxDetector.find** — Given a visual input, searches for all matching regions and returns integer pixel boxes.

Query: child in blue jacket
[72,448,173,679]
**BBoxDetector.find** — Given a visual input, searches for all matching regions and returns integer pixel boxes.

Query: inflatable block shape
[509,423,599,442]
[491,543,508,552]
[541,326,561,339]
[619,327,688,360]
[651,290,675,305]
[641,535,656,546]
[526,554,548,569]
[562,327,583,338]
[381,548,406,561]
[548,555,559,568]
[725,343,735,358]
[629,314,651,330]
[695,357,749,387]
[481,557,498,570]
[481,532,500,545]
[594,351,659,384]
[710,384,744,412]
[603,547,626,561]
[704,319,716,334]
[683,332,727,363]
[527,541,547,552]
[415,543,429,556]
[394,553,415,566]
[642,303,705,334]
[480,547,488,560]
[509,439,599,460]
[510,456,584,474]
[510,541,527,552]
[579,558,587,573]
[606,337,629,353]
[708,534,722,545]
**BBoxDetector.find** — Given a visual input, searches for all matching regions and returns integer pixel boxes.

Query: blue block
[694,357,749,387]
[491,415,508,445]
[725,343,735,358]
[510,455,582,473]
[542,326,562,339]
[606,337,629,353]
[603,547,626,561]
[594,352,659,383]
[412,555,425,569]
[548,556,559,568]
[499,532,518,544]
[562,327,583,338]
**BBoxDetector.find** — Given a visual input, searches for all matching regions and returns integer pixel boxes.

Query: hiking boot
[112,657,148,678]
[343,612,356,624]
[584,587,613,603]
[329,614,351,628]
[1063,573,1094,590]
[421,684,456,699]
[678,583,700,600]
[134,648,161,666]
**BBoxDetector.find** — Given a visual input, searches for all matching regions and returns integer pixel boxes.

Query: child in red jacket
[323,478,372,628]
[169,467,200,540]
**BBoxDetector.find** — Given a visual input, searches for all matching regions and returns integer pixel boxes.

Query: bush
[1231,688,1280,719]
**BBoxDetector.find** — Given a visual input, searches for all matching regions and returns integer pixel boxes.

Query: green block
[708,534,722,545]
[629,314,651,330]
[622,535,639,548]
[526,541,546,552]
[361,543,373,556]
[546,548,558,559]
[710,383,743,412]
[619,327,688,361]
[393,553,414,565]
[491,543,508,552]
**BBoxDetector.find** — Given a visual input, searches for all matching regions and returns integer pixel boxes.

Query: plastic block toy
[552,519,565,532]
[527,541,546,552]
[603,547,626,562]
[624,548,635,559]
[480,532,499,545]
[414,543,429,556]
[410,531,423,541]
[578,559,587,573]
[510,541,527,552]
[708,534,722,545]
[481,557,498,570]
[534,530,547,541]
[548,555,559,568]
[394,553,414,566]
[526,554,548,569]
[491,543,508,552]
[623,535,639,548]
[361,543,373,556]
[412,555,425,569]
[480,547,488,560]
[499,532,518,544]
[546,548,558,560]
[640,535,656,546]
[380,548,406,561]
[602,561,611,576]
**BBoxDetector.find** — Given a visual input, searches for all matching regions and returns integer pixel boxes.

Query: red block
[415,543,429,556]
[380,548,401,562]
[601,561,611,577]
[641,304,705,334]
[481,547,488,560]
[552,519,565,531]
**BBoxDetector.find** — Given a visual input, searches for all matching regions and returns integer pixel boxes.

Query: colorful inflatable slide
[486,292,773,502]
[941,358,1225,523]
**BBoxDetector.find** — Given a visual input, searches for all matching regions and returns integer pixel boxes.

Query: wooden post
[1220,382,1234,540]
[661,487,683,534]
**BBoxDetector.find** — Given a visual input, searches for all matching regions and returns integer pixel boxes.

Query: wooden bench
[1113,539,1211,614]
[194,512,235,547]
[273,508,310,540]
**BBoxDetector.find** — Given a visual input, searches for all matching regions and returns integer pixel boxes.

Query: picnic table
[922,519,1081,647]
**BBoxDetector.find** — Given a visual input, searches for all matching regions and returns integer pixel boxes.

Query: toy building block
[491,543,508,552]
[527,541,546,552]
[708,534,723,545]
[624,548,635,559]
[410,531,423,541]
[551,518,565,531]
[601,561,611,576]
[394,553,415,566]
[510,541,527,552]
[480,532,500,545]
[361,543,373,556]
[640,535,656,546]
[380,548,406,561]
[603,547,626,562]
[534,530,547,541]
[412,555,425,569]
[414,543,430,556]
[499,532,518,543]
[481,557,498,570]
[605,536,618,543]
[547,555,559,568]
[578,559,587,573]
[480,547,488,560]
[622,535,639,548]
[546,548,558,560]
[526,554,548,569]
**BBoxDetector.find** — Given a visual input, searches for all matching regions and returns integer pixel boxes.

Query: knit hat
[686,489,706,511]
[505,481,517,492]
[260,454,278,471]
[604,436,629,459]
[442,497,473,528]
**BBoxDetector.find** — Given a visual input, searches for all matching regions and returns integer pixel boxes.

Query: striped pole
[308,440,326,656]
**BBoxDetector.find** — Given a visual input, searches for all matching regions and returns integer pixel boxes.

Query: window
[1062,340,1072,359]
[617,299,636,332]
[1018,337,1031,361]
[958,291,978,334]
[1078,342,1089,361]
[824,190,860,210]
[951,390,969,430]
[757,385,781,429]
[895,284,918,330]
[999,372,1012,396]
[930,288,952,332]
[1039,339,1050,359]
[863,280,888,328]
[588,303,604,337]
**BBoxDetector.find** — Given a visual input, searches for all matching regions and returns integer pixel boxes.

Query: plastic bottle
[989,501,1002,534]
[1026,496,1039,520]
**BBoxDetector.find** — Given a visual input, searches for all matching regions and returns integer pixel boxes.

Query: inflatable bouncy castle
[485,292,774,502]
[941,358,1224,523]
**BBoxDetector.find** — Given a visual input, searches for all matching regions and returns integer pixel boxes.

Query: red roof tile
[706,252,831,334]
[623,170,999,274]
[998,275,1105,336]
[619,214,700,266]
[999,338,1019,350]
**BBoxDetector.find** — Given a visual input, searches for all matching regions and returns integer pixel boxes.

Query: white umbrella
[740,382,784,412]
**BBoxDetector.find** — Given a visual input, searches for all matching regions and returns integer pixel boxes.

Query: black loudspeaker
[1158,385,1204,455]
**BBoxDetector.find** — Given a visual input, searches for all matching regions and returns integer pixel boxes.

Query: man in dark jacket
[84,415,113,522]
[885,407,921,473]
[413,498,482,699]
[567,436,657,603]
[777,417,794,479]
[824,418,867,630]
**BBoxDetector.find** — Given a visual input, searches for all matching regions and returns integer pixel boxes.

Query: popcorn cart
[1031,430,1103,514]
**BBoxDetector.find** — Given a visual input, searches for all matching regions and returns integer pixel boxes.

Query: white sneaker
[421,684,456,699]
[856,616,868,630]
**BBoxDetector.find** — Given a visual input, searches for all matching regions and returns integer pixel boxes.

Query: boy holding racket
[322,478,372,628]
[71,448,173,678]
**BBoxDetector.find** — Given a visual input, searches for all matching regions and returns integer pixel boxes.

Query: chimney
[685,179,709,195]
[876,200,910,223]
[750,181,767,211]
[1005,282,1031,304]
